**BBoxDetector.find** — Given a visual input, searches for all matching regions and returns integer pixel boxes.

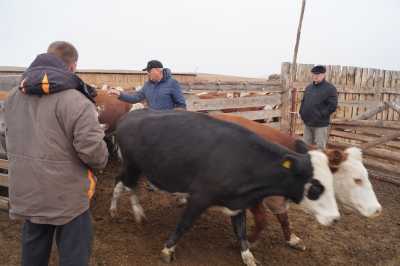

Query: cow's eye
[354,178,363,185]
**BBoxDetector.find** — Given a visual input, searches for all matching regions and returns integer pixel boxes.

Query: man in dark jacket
[299,65,338,149]
[4,41,108,266]
[108,60,186,110]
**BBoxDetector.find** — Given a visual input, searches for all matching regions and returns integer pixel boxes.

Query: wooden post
[289,0,306,135]
[280,62,291,132]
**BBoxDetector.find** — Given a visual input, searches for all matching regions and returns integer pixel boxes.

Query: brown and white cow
[210,113,382,249]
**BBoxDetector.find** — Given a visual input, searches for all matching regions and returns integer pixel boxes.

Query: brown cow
[95,89,133,135]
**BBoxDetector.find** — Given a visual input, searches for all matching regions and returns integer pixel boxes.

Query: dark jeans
[21,210,92,266]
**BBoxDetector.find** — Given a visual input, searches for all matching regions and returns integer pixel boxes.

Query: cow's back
[211,113,299,150]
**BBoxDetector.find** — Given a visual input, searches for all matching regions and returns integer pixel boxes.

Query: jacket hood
[19,53,97,103]
[161,68,172,82]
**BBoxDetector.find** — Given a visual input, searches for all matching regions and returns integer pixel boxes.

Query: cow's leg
[129,189,146,223]
[231,211,257,266]
[275,212,306,251]
[110,164,142,219]
[248,203,267,244]
[161,197,209,263]
[109,181,125,218]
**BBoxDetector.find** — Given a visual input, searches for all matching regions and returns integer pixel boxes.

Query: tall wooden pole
[289,0,306,135]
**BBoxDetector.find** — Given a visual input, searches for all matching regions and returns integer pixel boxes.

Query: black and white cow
[111,109,336,266]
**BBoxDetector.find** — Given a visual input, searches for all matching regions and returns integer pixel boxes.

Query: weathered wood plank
[0,173,8,187]
[387,100,400,115]
[363,157,400,179]
[394,95,400,120]
[354,68,363,88]
[329,141,400,162]
[361,131,400,150]
[367,68,376,89]
[187,94,281,112]
[375,69,385,89]
[351,103,387,120]
[363,148,400,162]
[0,159,8,170]
[182,83,282,92]
[224,109,281,121]
[0,196,8,211]
[332,119,400,129]
[330,130,400,149]
[294,85,400,94]
[384,70,392,88]
[338,66,347,87]
[393,71,400,89]
[332,124,398,136]
[361,68,370,89]
[338,100,381,108]
[346,67,356,87]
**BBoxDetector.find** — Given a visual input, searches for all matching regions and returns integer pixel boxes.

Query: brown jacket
[5,87,108,225]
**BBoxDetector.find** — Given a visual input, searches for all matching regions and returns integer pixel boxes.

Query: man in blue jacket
[299,65,338,149]
[108,60,186,110]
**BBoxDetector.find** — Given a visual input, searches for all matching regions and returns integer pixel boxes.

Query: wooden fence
[185,92,282,127]
[0,159,9,210]
[183,80,283,126]
[281,62,400,181]
[0,68,197,90]
[180,80,282,92]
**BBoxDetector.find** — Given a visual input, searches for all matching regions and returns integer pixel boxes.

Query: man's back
[5,88,108,225]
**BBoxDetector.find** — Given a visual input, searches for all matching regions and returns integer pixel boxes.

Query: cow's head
[298,150,340,226]
[331,147,382,217]
[282,150,339,226]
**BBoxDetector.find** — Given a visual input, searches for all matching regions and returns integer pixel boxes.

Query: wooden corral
[281,62,400,183]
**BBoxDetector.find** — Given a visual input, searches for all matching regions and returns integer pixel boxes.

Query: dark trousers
[21,210,92,266]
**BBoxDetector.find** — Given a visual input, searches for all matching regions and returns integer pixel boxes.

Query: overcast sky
[1,0,399,77]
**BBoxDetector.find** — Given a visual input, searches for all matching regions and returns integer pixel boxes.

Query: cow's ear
[326,149,345,168]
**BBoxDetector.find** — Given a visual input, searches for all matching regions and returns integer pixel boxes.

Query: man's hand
[108,88,122,97]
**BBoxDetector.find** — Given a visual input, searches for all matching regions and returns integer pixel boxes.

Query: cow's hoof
[287,234,306,251]
[161,246,175,263]
[109,208,118,218]
[176,197,187,207]
[241,249,257,266]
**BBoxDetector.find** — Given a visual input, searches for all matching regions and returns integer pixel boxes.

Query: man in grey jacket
[299,65,338,149]
[4,41,108,266]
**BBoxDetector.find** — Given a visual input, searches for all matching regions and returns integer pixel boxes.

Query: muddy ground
[0,159,399,266]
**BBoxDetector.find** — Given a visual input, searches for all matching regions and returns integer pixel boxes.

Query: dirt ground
[0,159,399,266]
